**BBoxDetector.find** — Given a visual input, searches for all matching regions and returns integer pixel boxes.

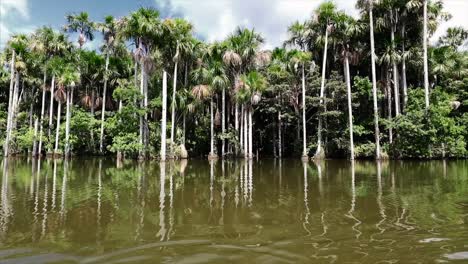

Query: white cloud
[167,0,468,48]
[0,0,31,48]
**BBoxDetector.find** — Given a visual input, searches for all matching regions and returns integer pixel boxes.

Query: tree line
[1,0,467,160]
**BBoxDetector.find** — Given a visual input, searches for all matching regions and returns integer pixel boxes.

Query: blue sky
[1,0,467,50]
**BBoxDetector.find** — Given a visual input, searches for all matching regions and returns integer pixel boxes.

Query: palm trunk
[48,75,56,153]
[138,64,145,159]
[302,64,307,158]
[117,99,123,161]
[315,24,329,159]
[401,24,408,111]
[64,88,73,158]
[99,53,110,154]
[54,102,62,154]
[345,56,355,160]
[3,50,16,157]
[278,109,282,158]
[240,105,244,156]
[37,71,47,156]
[209,98,216,158]
[160,71,168,162]
[387,70,393,144]
[221,87,226,157]
[248,108,253,159]
[170,61,178,151]
[7,73,20,156]
[32,118,39,156]
[370,6,382,159]
[235,103,239,155]
[90,89,95,151]
[391,22,400,116]
[244,106,248,159]
[423,0,430,109]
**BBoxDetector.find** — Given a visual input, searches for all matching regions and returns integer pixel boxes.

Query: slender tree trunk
[235,103,239,155]
[182,113,186,145]
[302,64,307,158]
[370,6,382,159]
[6,73,20,156]
[3,50,16,157]
[315,24,329,158]
[401,24,408,111]
[244,106,248,159]
[278,109,282,158]
[345,57,355,160]
[139,64,145,159]
[160,71,168,162]
[423,0,430,109]
[170,61,178,151]
[248,108,253,159]
[48,75,55,142]
[117,99,123,161]
[209,97,216,158]
[387,71,393,144]
[32,118,39,156]
[65,88,73,158]
[54,102,62,154]
[240,105,244,156]
[38,71,47,156]
[99,53,110,154]
[221,87,226,157]
[391,23,400,116]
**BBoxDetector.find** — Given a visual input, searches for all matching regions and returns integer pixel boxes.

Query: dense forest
[0,0,467,160]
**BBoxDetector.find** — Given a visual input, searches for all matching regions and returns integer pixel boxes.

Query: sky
[1,0,467,50]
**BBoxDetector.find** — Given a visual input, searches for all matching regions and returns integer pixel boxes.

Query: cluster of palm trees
[1,0,466,160]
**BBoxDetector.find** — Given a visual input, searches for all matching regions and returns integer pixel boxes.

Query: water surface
[0,158,467,263]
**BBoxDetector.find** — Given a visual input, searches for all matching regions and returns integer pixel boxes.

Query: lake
[0,158,467,263]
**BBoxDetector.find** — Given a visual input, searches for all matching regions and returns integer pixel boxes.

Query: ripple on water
[419,238,451,243]
[444,251,468,260]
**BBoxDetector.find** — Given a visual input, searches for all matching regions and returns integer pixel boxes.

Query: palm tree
[98,15,119,154]
[64,12,95,49]
[3,34,28,157]
[59,65,80,157]
[336,14,363,160]
[163,18,194,154]
[239,71,268,159]
[313,1,338,159]
[120,7,162,158]
[357,0,381,159]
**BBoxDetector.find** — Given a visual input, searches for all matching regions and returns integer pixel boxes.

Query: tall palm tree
[120,7,162,158]
[312,1,338,159]
[336,14,363,160]
[357,0,381,159]
[163,18,194,154]
[64,12,95,49]
[98,15,119,154]
[59,65,80,157]
[3,34,28,157]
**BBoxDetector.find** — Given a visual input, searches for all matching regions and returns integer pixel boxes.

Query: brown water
[0,158,467,263]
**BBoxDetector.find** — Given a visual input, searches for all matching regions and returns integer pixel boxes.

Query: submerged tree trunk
[302,64,307,158]
[37,71,47,156]
[370,6,382,159]
[99,53,110,154]
[170,61,178,152]
[54,102,62,155]
[160,71,168,162]
[3,50,16,157]
[344,57,355,160]
[315,24,329,159]
[423,0,430,110]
